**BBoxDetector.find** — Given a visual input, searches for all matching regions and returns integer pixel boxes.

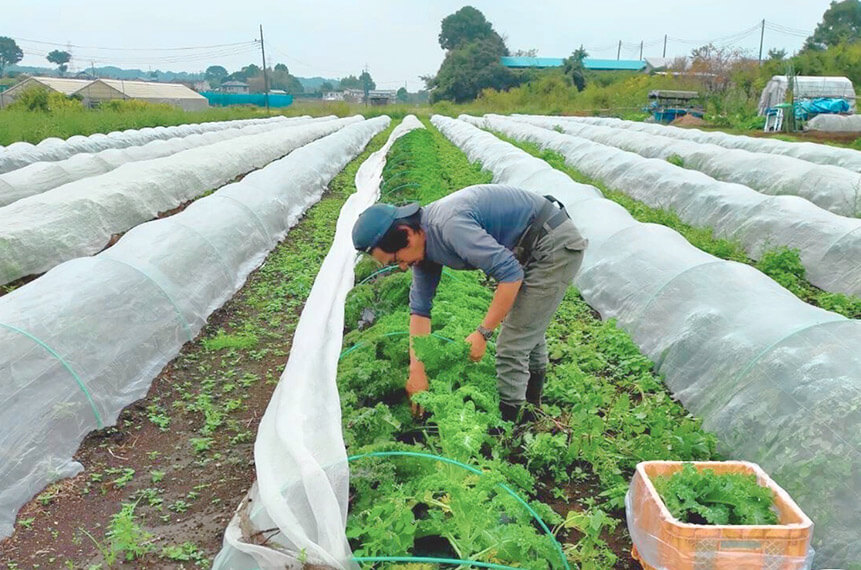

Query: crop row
[512,114,861,217]
[0,115,324,207]
[0,117,389,541]
[565,115,861,173]
[214,119,720,569]
[0,116,358,286]
[0,116,289,174]
[469,114,861,298]
[433,114,859,568]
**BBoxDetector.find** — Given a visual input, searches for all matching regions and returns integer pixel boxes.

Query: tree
[205,65,228,87]
[274,63,289,73]
[513,48,538,57]
[767,48,787,61]
[439,6,497,50]
[339,74,361,89]
[0,36,23,77]
[428,7,516,103]
[46,50,71,76]
[319,81,334,93]
[804,0,861,50]
[689,43,745,93]
[397,87,408,102]
[359,70,375,95]
[563,46,589,92]
[429,35,518,103]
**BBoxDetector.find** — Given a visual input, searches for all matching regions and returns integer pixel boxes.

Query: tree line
[422,1,861,104]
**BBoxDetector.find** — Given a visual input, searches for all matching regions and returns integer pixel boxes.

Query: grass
[0,104,271,146]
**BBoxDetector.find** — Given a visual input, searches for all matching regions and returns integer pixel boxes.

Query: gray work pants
[496,218,586,406]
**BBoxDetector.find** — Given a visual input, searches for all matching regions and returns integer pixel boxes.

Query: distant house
[368,90,397,105]
[220,81,249,94]
[0,76,209,111]
[343,89,366,103]
[323,91,345,101]
[500,56,647,72]
[193,80,212,92]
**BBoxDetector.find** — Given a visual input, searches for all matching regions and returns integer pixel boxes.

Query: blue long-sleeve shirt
[409,185,547,317]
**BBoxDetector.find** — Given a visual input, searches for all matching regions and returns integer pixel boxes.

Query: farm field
[0,112,858,570]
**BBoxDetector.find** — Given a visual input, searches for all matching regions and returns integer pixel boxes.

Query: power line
[10,36,257,52]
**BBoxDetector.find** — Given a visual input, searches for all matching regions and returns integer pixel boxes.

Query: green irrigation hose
[348,451,570,570]
[339,331,454,360]
[380,168,414,188]
[357,265,461,286]
[353,555,523,569]
[382,182,421,197]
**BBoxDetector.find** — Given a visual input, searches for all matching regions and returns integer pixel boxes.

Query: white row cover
[807,113,861,133]
[0,115,390,543]
[468,114,861,297]
[0,117,360,286]
[509,114,861,218]
[0,115,330,207]
[556,114,861,173]
[213,115,424,570]
[432,114,859,569]
[0,116,290,175]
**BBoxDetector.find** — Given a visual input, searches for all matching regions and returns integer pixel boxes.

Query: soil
[0,186,329,568]
[750,129,860,146]
[669,114,706,128]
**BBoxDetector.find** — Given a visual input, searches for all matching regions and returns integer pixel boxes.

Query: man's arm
[406,262,441,415]
[407,314,431,413]
[466,280,522,361]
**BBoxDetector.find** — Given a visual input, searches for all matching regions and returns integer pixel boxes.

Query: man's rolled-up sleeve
[409,261,442,317]
[447,218,523,283]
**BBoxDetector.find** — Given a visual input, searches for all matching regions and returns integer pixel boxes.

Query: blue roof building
[500,56,646,72]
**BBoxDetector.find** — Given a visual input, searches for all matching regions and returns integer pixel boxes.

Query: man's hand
[465,331,487,362]
[406,365,429,417]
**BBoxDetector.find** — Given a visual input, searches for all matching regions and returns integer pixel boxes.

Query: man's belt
[513,195,570,265]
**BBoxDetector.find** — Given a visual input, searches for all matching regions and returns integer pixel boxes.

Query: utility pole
[259,24,270,115]
[758,19,765,64]
[639,40,644,60]
[663,34,667,58]
[617,40,622,60]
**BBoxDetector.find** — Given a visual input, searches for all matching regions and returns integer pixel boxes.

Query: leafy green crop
[652,463,778,525]
[337,123,720,567]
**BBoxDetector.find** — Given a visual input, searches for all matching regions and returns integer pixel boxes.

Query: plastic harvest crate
[626,461,813,570]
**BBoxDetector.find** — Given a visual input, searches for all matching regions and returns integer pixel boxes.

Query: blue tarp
[795,97,850,119]
[201,92,293,108]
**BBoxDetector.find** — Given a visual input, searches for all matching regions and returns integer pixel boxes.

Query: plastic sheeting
[0,115,389,542]
[469,114,861,297]
[510,113,861,218]
[0,116,360,286]
[556,114,861,173]
[212,116,423,569]
[758,75,856,115]
[431,114,860,569]
[807,113,861,133]
[0,116,289,175]
[0,115,329,207]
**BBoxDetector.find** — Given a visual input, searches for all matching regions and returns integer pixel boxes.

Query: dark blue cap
[352,202,420,252]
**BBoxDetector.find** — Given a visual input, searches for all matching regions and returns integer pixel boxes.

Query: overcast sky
[5,0,834,91]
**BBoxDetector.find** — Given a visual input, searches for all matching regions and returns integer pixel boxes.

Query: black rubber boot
[521,369,546,423]
[499,401,520,422]
[525,369,546,407]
